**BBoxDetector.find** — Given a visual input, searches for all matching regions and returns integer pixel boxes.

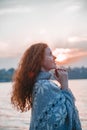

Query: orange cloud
[53,48,87,65]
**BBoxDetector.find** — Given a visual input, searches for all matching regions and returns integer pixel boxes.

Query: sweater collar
[36,71,51,81]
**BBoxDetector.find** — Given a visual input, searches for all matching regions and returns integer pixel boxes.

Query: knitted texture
[29,71,82,130]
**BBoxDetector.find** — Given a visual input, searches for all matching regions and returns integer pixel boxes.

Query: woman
[11,43,82,130]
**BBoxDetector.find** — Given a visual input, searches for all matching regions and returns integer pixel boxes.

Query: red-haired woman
[11,43,82,130]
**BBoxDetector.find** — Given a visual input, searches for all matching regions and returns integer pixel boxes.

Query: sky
[0,0,87,69]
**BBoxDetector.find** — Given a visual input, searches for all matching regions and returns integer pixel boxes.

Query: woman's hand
[54,67,68,90]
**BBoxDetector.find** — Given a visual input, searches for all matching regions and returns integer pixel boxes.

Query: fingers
[55,67,68,78]
[55,69,59,77]
[54,72,60,82]
[55,66,67,78]
[56,66,67,72]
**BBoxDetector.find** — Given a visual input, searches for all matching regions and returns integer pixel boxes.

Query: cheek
[42,56,56,70]
[44,57,54,66]
[45,57,53,64]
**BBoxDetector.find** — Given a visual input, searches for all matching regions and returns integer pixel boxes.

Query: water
[0,79,87,130]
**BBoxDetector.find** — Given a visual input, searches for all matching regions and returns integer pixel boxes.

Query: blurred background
[0,0,87,68]
[0,0,87,130]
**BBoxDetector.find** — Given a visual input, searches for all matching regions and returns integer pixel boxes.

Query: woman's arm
[54,67,68,90]
[31,80,68,130]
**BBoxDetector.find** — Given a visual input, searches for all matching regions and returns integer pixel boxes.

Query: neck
[41,67,49,72]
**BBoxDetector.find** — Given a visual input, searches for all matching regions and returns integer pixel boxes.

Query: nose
[53,55,56,60]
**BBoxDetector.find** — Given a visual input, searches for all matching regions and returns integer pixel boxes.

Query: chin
[50,65,56,70]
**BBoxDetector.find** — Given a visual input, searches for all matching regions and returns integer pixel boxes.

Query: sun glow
[56,53,67,62]
[53,48,87,65]
[53,48,70,65]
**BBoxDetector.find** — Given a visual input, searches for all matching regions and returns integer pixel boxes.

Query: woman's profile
[11,43,82,130]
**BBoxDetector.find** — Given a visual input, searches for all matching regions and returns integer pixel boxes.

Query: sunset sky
[0,0,87,69]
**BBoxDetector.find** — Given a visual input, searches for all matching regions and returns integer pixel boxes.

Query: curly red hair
[11,43,48,112]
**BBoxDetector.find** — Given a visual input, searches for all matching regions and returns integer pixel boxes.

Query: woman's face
[41,47,57,71]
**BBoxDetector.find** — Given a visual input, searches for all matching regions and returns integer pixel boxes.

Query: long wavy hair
[11,43,48,112]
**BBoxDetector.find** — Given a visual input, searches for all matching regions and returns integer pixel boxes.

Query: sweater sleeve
[30,80,81,130]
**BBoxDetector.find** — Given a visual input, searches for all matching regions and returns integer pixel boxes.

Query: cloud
[53,48,87,65]
[0,6,33,15]
[65,4,81,13]
[68,36,87,42]
[67,36,87,49]
[0,41,28,58]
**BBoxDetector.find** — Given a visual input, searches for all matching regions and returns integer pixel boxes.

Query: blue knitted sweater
[29,71,82,130]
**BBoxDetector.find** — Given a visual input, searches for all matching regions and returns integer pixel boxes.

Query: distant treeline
[0,67,87,82]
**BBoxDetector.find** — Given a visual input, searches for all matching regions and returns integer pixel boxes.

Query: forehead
[44,47,52,54]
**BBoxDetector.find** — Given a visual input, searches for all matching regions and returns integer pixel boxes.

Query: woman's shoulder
[34,79,61,96]
[35,78,58,87]
[34,79,50,90]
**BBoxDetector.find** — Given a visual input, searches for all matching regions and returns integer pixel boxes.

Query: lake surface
[0,79,87,130]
